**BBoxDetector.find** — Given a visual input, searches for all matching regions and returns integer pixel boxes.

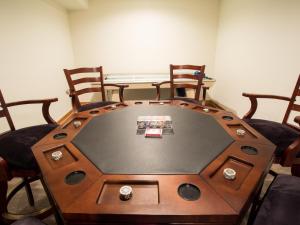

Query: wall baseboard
[208,98,237,115]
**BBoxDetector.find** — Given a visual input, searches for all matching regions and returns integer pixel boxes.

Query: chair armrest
[242,93,291,101]
[5,98,58,107]
[152,81,171,87]
[6,98,58,125]
[242,93,291,119]
[66,89,74,97]
[202,86,210,102]
[152,81,171,100]
[0,156,9,181]
[103,84,129,102]
[281,137,300,167]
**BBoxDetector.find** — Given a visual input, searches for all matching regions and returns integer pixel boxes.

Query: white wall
[0,0,74,131]
[212,0,300,122]
[69,0,220,75]
[2,0,299,129]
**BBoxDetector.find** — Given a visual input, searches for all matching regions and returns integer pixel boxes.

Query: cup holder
[65,171,86,185]
[89,110,99,114]
[178,183,200,201]
[241,146,258,155]
[180,103,189,106]
[222,116,234,121]
[53,133,67,140]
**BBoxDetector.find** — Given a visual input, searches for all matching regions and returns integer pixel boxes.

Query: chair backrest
[0,90,15,131]
[169,64,205,100]
[283,74,300,130]
[64,67,106,111]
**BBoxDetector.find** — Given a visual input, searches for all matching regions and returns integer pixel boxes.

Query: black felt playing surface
[72,105,234,174]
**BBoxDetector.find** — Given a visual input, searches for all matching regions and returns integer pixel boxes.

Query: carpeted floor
[7,164,291,225]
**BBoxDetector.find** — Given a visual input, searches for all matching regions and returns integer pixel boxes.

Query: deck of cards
[144,128,163,138]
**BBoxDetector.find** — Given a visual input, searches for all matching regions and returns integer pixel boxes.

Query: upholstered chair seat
[253,175,300,225]
[244,118,300,158]
[0,124,57,170]
[0,90,59,223]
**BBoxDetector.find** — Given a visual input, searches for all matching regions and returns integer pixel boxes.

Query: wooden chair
[152,64,208,104]
[250,175,300,225]
[243,74,300,176]
[64,66,128,112]
[0,90,58,223]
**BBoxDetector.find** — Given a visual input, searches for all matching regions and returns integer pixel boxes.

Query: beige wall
[212,0,300,122]
[69,0,220,75]
[0,0,74,131]
[2,0,300,130]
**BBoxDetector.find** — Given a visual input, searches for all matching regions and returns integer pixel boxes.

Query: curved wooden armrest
[152,81,171,100]
[242,93,291,101]
[242,92,291,119]
[0,157,9,181]
[6,98,58,125]
[5,98,58,107]
[103,84,129,102]
[152,81,171,87]
[281,137,300,166]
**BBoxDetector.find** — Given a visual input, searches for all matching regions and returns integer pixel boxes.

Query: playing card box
[144,128,163,138]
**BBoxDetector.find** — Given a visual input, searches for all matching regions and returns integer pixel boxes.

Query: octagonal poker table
[32,100,275,225]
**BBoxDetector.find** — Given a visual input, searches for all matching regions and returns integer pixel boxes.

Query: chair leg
[0,157,9,223]
[3,177,52,223]
[247,185,263,225]
[0,180,8,223]
[268,169,278,177]
[24,178,34,206]
[202,88,207,105]
[6,177,38,205]
[291,164,300,177]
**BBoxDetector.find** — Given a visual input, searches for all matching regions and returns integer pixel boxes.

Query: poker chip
[119,185,133,201]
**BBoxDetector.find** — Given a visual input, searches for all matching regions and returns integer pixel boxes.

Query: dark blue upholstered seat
[0,124,57,170]
[253,175,300,225]
[243,118,300,157]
